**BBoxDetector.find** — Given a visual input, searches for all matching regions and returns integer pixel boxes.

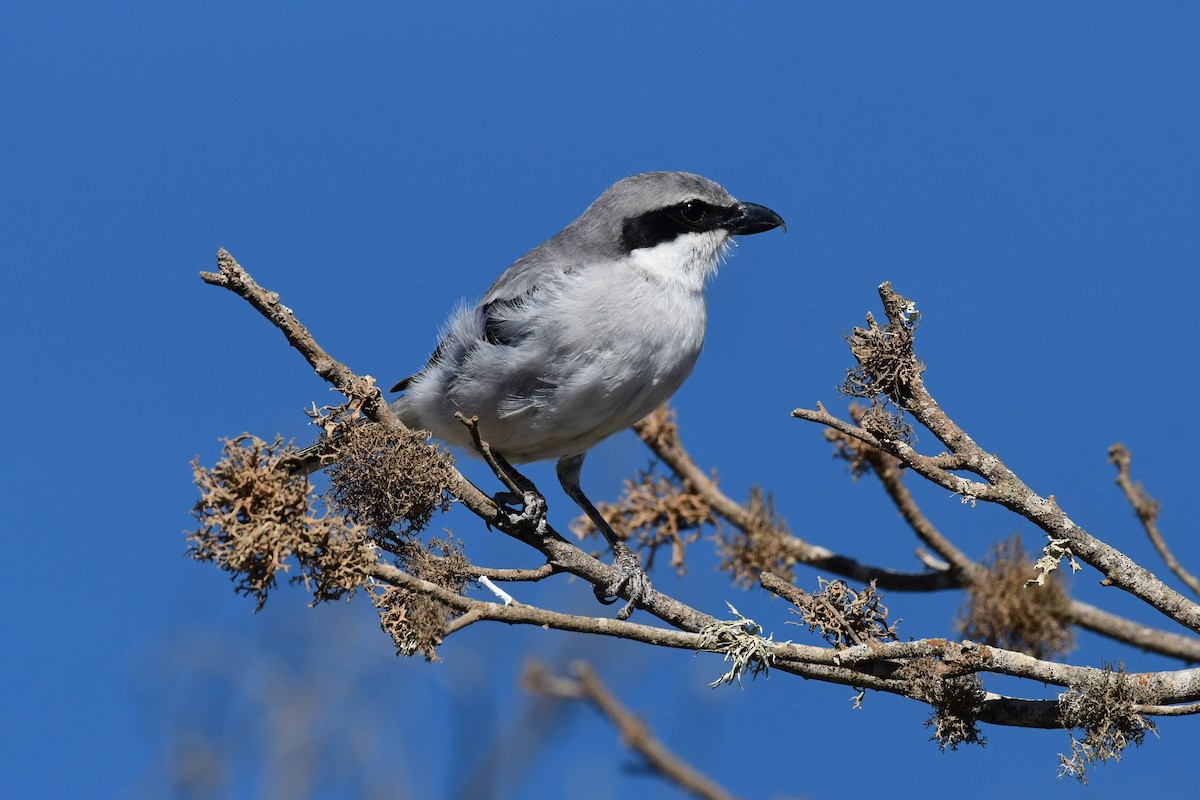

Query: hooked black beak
[727,202,786,236]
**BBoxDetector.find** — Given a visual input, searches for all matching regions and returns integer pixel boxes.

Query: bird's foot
[595,542,655,621]
[494,488,549,535]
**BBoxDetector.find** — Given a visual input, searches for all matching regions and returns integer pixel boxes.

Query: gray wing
[480,232,578,304]
[390,238,574,393]
[480,246,571,347]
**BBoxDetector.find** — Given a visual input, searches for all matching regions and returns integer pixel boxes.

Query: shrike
[393,171,784,618]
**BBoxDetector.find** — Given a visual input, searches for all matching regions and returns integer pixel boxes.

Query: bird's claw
[494,489,549,535]
[595,542,655,620]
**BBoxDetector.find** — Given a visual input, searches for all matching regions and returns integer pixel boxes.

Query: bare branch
[474,563,559,582]
[635,407,959,591]
[825,419,980,580]
[642,400,1200,661]
[368,558,1200,730]
[1068,601,1200,662]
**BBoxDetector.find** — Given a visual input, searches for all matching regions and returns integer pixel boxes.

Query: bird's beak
[727,202,786,236]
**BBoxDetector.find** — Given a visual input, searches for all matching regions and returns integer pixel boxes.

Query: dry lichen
[696,603,777,688]
[1058,663,1156,783]
[787,578,899,648]
[840,299,924,407]
[837,298,923,444]
[370,536,474,661]
[320,411,456,547]
[188,434,376,610]
[896,656,987,751]
[957,534,1074,660]
[714,487,795,586]
[572,466,714,573]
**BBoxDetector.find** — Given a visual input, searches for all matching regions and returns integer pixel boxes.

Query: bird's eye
[679,201,705,224]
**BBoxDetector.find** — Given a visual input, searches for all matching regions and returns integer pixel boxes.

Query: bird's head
[563,171,784,287]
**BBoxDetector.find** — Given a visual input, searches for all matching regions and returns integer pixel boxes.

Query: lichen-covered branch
[792,282,1200,635]
[193,253,1200,778]
[636,403,1200,662]
[364,558,1200,730]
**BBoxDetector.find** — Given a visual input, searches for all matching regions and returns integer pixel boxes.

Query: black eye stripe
[620,200,734,252]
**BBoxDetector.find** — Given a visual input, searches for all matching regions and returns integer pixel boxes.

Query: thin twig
[790,405,997,500]
[634,409,962,592]
[759,571,809,606]
[1109,443,1200,598]
[457,412,524,496]
[475,563,559,582]
[1132,701,1200,716]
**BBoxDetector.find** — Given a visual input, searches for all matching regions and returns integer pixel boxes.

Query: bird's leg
[488,448,549,535]
[556,454,654,620]
[455,412,548,534]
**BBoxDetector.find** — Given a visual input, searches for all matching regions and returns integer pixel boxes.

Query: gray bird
[391,171,784,619]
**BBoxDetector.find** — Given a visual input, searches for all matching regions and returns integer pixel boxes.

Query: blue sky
[4,2,1199,797]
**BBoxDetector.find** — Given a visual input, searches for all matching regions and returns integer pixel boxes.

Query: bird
[389,171,785,619]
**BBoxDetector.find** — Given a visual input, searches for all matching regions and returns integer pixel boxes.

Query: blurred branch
[525,660,739,800]
[1067,601,1200,662]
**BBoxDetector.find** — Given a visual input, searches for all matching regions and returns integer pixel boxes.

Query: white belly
[487,271,707,461]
